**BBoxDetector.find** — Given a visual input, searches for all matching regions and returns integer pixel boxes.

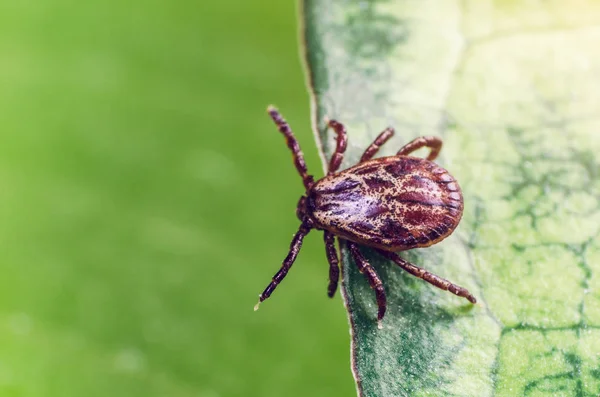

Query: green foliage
[0,2,354,397]
[303,0,600,396]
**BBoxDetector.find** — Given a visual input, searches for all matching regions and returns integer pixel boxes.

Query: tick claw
[377,321,383,330]
[254,301,261,311]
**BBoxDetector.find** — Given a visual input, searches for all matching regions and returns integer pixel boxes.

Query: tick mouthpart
[296,196,307,221]
[296,195,317,228]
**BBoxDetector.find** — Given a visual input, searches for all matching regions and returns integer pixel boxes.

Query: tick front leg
[360,127,395,162]
[325,119,348,175]
[397,136,442,161]
[347,241,387,329]
[324,231,340,298]
[255,224,311,310]
[267,106,314,190]
[377,250,477,304]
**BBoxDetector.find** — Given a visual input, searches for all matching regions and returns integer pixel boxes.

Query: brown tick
[255,106,476,328]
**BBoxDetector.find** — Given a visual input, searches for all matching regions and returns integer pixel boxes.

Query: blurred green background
[0,1,354,396]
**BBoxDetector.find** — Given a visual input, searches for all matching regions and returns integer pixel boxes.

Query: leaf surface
[302,1,600,396]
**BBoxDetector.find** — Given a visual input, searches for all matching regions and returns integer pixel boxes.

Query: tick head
[296,196,308,222]
[296,195,316,225]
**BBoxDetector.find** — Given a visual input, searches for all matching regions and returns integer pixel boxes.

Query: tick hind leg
[360,127,395,162]
[397,136,442,161]
[267,106,314,190]
[325,119,348,175]
[324,231,340,298]
[254,224,311,310]
[376,250,476,304]
[347,241,387,329]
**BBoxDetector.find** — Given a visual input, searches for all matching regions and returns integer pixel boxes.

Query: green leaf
[301,1,600,396]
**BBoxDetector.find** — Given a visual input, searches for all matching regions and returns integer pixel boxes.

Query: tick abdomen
[309,156,463,251]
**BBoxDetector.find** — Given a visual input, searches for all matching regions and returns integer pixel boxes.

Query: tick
[255,106,476,328]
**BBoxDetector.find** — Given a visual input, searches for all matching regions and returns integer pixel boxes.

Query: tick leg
[347,242,386,329]
[396,136,443,161]
[360,127,395,162]
[324,231,340,298]
[267,106,314,190]
[376,250,477,304]
[255,224,311,310]
[325,119,348,175]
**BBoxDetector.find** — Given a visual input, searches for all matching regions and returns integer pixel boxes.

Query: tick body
[256,106,476,328]
[309,156,463,252]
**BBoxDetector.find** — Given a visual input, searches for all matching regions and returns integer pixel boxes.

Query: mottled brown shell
[307,156,463,251]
